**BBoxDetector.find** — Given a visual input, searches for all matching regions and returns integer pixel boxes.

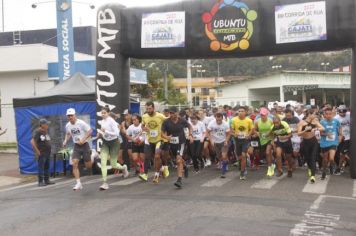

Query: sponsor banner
[275,1,327,44]
[56,0,75,82]
[141,11,185,48]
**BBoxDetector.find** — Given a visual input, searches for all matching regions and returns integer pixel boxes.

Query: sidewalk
[0,153,36,188]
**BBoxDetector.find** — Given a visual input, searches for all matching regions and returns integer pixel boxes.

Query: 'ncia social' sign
[202,0,257,52]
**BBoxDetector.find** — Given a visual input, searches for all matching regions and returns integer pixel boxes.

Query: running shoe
[321,171,326,180]
[310,176,315,183]
[153,175,159,184]
[73,182,83,191]
[307,169,312,177]
[205,159,212,167]
[233,160,240,167]
[220,174,226,178]
[139,173,148,182]
[240,171,246,180]
[334,168,341,176]
[99,182,109,191]
[184,166,189,178]
[270,165,275,176]
[276,171,283,177]
[287,170,292,178]
[163,166,170,178]
[174,178,182,188]
[122,165,129,178]
[266,166,271,177]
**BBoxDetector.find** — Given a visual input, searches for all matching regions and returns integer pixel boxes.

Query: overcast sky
[1,0,182,32]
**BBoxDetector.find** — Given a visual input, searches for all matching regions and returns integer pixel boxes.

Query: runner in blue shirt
[320,107,342,180]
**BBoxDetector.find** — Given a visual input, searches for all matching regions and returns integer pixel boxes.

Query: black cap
[169,106,178,113]
[39,118,50,126]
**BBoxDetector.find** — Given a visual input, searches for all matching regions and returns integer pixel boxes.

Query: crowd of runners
[31,101,352,190]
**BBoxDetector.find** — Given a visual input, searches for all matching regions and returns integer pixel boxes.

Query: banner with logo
[275,1,327,44]
[141,11,185,48]
[56,0,75,82]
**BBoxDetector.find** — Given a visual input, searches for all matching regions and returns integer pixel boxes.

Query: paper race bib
[261,133,268,139]
[217,131,224,137]
[170,136,179,144]
[326,133,336,141]
[342,127,350,137]
[292,142,300,152]
[150,130,158,138]
[251,141,259,147]
[237,132,246,139]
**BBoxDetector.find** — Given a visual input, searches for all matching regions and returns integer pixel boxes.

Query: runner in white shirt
[189,114,206,173]
[207,112,231,178]
[198,109,215,167]
[63,108,93,191]
[334,105,351,174]
[97,106,128,191]
[126,114,145,177]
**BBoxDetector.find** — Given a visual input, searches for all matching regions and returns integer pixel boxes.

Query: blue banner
[56,0,75,82]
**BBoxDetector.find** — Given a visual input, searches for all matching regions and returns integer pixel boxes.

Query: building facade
[216,71,350,108]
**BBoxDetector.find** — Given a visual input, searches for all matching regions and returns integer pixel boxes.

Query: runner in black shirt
[162,107,193,188]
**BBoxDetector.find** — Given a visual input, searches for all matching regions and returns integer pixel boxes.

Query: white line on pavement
[302,175,329,194]
[0,177,63,193]
[251,174,286,189]
[353,180,356,198]
[201,171,236,187]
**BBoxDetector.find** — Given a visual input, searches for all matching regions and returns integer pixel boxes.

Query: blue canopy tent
[13,72,140,174]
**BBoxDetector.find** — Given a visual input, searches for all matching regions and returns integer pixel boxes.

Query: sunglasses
[67,115,74,117]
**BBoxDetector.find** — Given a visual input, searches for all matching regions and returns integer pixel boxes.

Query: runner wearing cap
[63,108,93,191]
[334,105,351,174]
[254,107,274,177]
[31,118,55,187]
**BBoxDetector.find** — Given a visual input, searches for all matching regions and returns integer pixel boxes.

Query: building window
[191,88,195,93]
[201,88,210,96]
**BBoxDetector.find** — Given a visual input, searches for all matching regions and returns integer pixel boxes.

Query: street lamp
[321,62,330,71]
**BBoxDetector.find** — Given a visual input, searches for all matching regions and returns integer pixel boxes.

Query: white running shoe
[99,182,109,191]
[73,182,83,191]
[122,165,129,178]
[205,159,212,167]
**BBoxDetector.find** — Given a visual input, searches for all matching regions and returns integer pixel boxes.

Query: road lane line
[0,177,63,193]
[251,174,286,189]
[353,180,356,198]
[302,175,329,194]
[201,171,236,187]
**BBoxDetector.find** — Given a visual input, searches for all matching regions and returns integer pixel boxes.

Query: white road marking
[0,177,63,193]
[201,171,236,187]
[302,175,329,194]
[111,177,141,186]
[251,174,286,189]
[84,174,117,185]
[290,195,341,236]
[353,180,356,198]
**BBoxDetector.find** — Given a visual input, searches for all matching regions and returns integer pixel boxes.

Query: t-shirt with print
[33,128,51,155]
[127,124,144,142]
[142,112,166,144]
[335,115,350,141]
[231,117,253,139]
[320,118,340,148]
[65,119,91,144]
[189,121,206,141]
[162,118,190,145]
[207,120,230,144]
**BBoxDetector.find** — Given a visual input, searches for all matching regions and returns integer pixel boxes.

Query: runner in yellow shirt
[231,106,254,180]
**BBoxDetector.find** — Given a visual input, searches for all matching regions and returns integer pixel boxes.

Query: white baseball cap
[66,108,76,116]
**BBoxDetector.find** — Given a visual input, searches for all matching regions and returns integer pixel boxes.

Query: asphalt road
[0,166,355,236]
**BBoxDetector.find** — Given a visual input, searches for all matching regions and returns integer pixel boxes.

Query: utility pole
[187,60,192,106]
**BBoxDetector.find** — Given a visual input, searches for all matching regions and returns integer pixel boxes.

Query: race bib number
[261,133,268,139]
[150,130,158,138]
[342,127,350,137]
[238,132,246,139]
[74,136,80,143]
[217,131,224,137]
[326,133,336,141]
[251,141,259,147]
[292,142,300,152]
[170,136,179,144]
